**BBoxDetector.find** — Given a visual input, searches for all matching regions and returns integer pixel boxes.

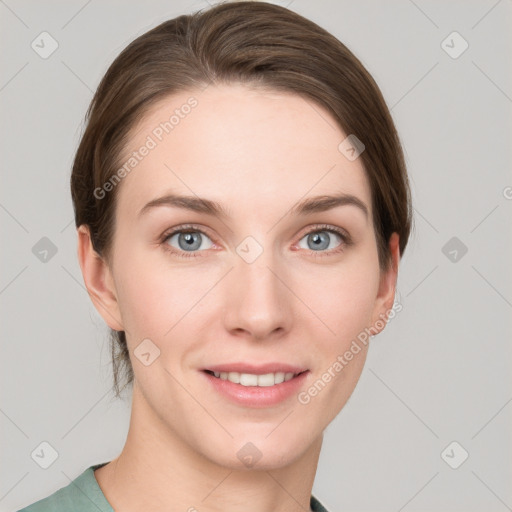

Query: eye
[160,223,352,259]
[161,225,214,258]
[297,225,350,256]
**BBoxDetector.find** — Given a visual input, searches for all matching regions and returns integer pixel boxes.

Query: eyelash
[159,223,353,259]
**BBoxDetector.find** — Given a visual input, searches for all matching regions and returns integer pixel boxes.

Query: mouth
[201,365,310,407]
[203,369,308,387]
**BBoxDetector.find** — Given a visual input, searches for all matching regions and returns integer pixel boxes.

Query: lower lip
[201,370,310,408]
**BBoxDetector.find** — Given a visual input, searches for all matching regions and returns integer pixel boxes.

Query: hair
[71,0,414,399]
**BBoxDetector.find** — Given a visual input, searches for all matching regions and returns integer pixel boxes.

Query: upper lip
[203,363,308,375]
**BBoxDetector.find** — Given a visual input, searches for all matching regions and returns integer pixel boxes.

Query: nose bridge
[223,242,291,338]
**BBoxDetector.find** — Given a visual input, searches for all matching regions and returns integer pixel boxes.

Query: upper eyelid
[163,224,216,242]
[163,223,348,245]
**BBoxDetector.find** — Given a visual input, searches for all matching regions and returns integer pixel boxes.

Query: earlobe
[76,225,124,331]
[369,232,400,334]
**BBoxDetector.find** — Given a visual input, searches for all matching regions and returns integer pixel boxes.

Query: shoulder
[16,464,112,512]
[311,494,331,512]
[17,485,75,512]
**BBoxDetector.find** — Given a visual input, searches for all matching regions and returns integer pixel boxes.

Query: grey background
[1,0,511,511]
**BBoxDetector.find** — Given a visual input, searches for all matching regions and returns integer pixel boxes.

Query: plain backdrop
[1,1,511,511]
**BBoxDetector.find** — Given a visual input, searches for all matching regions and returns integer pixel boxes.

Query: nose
[222,252,293,341]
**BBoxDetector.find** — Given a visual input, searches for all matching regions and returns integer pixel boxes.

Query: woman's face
[92,83,398,469]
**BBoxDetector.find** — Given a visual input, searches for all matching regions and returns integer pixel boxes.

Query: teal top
[17,462,330,512]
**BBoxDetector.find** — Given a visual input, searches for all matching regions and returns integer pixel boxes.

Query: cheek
[300,261,380,348]
[113,253,170,337]
[113,231,380,351]
[113,249,212,341]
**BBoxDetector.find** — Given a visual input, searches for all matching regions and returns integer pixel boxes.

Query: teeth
[240,373,258,386]
[211,371,300,386]
[228,371,240,384]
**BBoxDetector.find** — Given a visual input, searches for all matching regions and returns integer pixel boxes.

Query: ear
[369,232,400,335]
[76,225,124,331]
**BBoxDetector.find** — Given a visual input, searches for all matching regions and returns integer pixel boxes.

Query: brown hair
[71,0,414,398]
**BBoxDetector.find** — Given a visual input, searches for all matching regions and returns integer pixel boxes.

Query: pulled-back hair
[71,1,413,398]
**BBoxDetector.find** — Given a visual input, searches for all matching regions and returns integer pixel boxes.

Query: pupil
[309,232,329,250]
[180,232,200,251]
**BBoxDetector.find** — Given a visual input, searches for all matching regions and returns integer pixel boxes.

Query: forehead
[115,83,372,222]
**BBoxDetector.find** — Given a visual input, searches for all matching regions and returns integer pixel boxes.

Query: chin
[197,429,318,471]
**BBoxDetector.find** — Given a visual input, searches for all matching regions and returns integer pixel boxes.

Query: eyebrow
[138,192,369,220]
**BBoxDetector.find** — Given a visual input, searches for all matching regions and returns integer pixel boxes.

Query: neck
[95,381,323,512]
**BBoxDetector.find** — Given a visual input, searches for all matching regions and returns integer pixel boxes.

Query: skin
[77,83,400,512]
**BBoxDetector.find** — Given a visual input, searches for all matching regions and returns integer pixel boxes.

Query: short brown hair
[71,1,413,398]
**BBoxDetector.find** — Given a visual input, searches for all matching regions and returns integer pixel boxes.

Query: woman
[19,1,412,511]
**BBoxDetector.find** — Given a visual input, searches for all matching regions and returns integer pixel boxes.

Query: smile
[204,370,305,387]
[201,367,310,408]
